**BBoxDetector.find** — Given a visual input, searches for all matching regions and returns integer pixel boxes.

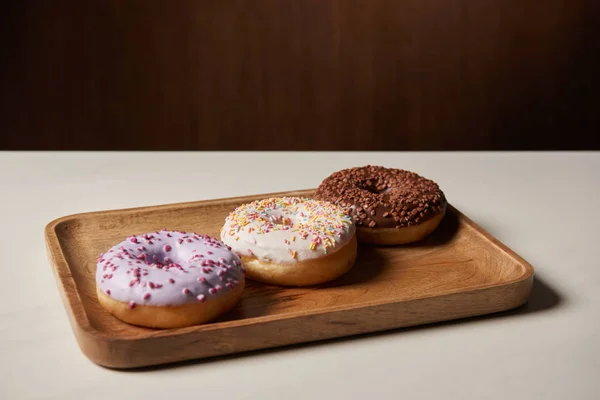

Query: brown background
[1,1,599,150]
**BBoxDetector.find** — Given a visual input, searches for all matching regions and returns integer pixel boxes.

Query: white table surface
[1,151,599,400]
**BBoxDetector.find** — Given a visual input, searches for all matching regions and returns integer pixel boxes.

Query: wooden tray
[45,189,534,369]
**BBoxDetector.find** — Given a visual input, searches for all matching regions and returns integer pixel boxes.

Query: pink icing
[96,230,245,306]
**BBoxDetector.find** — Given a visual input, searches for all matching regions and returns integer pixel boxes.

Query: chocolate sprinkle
[314,165,446,228]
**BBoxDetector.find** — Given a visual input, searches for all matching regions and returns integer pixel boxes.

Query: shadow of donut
[213,281,306,322]
[411,206,460,247]
[212,244,389,320]
[221,245,388,318]
[322,245,388,287]
[356,206,460,249]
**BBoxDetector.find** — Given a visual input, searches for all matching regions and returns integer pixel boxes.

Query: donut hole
[358,182,389,195]
[266,211,294,226]
[139,249,185,266]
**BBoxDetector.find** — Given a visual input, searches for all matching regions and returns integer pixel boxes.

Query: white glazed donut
[220,197,357,286]
[96,230,245,329]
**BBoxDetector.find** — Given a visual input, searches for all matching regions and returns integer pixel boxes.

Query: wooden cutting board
[45,189,534,369]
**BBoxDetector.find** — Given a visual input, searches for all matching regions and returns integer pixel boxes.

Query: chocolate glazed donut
[314,166,447,245]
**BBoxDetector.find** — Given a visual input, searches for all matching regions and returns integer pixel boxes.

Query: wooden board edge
[89,273,533,369]
[44,219,110,340]
[44,189,318,227]
[447,205,536,285]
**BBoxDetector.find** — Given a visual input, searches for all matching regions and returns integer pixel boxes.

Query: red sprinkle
[198,276,206,283]
[183,288,191,295]
[197,294,206,302]
[128,301,136,309]
[143,293,151,300]
[164,244,172,252]
[130,237,138,243]
[209,288,217,294]
[148,282,156,289]
[106,289,111,295]
[168,278,175,284]
[207,251,213,255]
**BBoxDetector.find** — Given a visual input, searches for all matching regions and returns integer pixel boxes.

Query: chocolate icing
[314,166,446,228]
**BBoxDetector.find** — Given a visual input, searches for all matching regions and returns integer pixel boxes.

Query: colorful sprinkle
[222,197,353,257]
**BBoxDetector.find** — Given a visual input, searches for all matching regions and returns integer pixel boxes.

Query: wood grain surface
[45,189,534,368]
[2,1,599,150]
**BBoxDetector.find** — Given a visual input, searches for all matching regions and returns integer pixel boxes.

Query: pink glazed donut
[96,229,245,329]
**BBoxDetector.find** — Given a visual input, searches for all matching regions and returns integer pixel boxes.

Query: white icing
[220,197,355,264]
